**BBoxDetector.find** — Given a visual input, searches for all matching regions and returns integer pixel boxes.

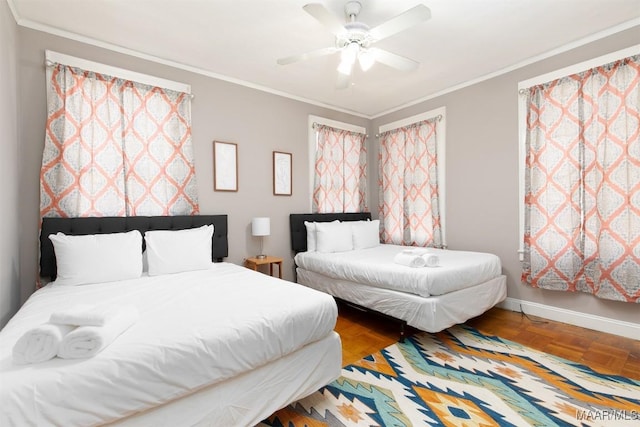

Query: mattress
[0,263,338,426]
[111,332,342,426]
[297,268,507,332]
[294,244,502,297]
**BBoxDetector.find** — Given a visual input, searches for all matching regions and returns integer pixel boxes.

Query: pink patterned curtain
[378,119,442,247]
[312,125,367,213]
[522,55,640,302]
[40,64,199,219]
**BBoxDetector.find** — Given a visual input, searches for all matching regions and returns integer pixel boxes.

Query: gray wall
[16,27,370,304]
[371,27,639,324]
[0,1,20,327]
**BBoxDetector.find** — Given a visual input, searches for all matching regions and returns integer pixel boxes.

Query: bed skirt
[109,331,342,426]
[297,268,507,333]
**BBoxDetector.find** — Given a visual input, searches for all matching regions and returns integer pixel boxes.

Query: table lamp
[251,217,270,259]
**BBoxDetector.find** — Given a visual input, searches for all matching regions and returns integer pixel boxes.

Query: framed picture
[213,141,238,192]
[273,151,292,196]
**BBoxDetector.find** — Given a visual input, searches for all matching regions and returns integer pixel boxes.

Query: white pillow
[304,220,339,252]
[304,221,317,252]
[49,230,143,286]
[145,225,213,276]
[352,219,380,249]
[316,221,353,253]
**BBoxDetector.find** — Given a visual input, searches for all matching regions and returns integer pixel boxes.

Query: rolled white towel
[13,323,75,365]
[423,254,439,267]
[58,306,139,359]
[393,252,427,268]
[50,304,117,327]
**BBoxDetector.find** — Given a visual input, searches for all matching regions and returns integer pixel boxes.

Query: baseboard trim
[497,297,639,340]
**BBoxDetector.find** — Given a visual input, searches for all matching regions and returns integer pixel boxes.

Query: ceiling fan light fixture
[338,42,359,75]
[337,59,354,75]
[340,42,359,65]
[358,50,375,71]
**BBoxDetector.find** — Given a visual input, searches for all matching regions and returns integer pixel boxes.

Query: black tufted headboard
[40,215,228,279]
[289,212,371,253]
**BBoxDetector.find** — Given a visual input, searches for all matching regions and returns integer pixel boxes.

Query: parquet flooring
[334,303,640,380]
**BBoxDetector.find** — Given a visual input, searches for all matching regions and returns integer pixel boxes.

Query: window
[40,51,198,219]
[518,47,639,302]
[308,115,367,213]
[378,107,446,247]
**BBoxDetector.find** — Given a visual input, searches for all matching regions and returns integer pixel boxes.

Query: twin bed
[1,212,506,425]
[0,215,341,426]
[290,212,507,336]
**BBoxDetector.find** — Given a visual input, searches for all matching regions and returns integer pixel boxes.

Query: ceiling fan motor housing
[337,22,371,49]
[337,1,371,48]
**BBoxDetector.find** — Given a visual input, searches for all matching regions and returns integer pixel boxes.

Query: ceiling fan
[277,1,431,88]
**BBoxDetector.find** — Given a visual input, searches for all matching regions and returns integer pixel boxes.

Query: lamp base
[256,254,267,259]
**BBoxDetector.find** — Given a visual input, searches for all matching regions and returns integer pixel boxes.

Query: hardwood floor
[334,303,640,380]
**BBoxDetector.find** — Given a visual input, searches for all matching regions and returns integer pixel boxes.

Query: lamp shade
[358,50,375,71]
[251,217,270,236]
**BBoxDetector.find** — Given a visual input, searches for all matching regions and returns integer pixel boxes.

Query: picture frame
[213,141,238,192]
[273,151,292,196]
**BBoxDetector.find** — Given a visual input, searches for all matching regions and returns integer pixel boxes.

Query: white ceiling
[8,0,640,118]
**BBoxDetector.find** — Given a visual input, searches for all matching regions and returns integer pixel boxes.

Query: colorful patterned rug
[259,326,640,427]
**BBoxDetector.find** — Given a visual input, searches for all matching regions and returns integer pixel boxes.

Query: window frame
[42,51,197,218]
[307,115,367,212]
[517,44,640,261]
[378,106,447,247]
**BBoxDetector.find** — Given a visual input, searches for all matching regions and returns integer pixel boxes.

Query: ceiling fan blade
[277,47,337,65]
[336,72,351,90]
[370,48,419,71]
[368,5,431,41]
[303,3,346,36]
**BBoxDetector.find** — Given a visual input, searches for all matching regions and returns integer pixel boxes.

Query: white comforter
[0,263,337,426]
[295,244,502,297]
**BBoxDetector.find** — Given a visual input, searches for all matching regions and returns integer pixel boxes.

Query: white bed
[290,213,506,334]
[295,244,502,297]
[0,216,341,426]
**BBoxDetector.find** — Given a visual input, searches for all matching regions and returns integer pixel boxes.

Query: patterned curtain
[312,124,367,213]
[522,55,640,302]
[40,64,199,218]
[378,119,442,247]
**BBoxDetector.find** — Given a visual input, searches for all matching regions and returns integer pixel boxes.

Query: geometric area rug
[259,326,640,427]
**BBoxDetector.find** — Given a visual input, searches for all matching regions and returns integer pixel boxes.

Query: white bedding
[294,244,502,297]
[112,332,341,427]
[0,263,338,426]
[297,268,507,332]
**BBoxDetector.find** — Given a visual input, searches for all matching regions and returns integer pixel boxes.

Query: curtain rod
[374,114,443,138]
[44,59,195,99]
[312,122,369,138]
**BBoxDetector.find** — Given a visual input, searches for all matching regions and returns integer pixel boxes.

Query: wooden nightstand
[244,256,283,279]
